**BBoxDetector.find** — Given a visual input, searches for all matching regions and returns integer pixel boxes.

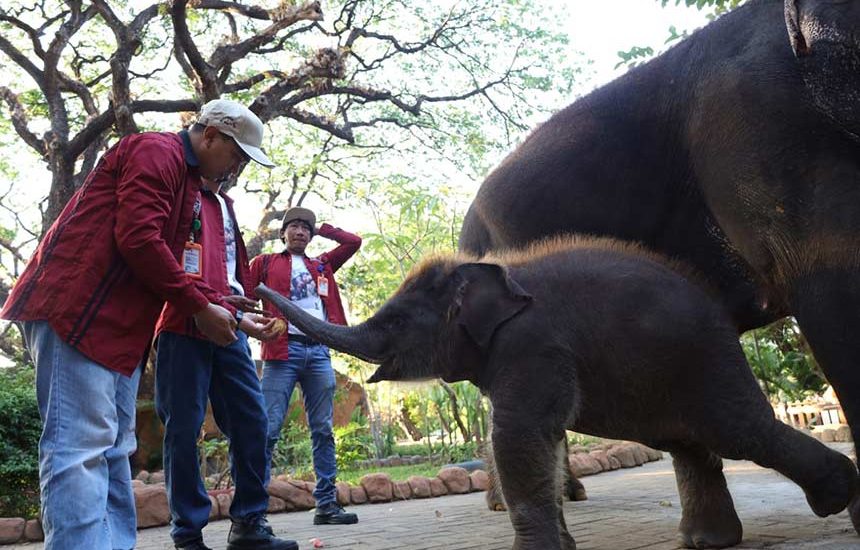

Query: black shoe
[314,503,359,525]
[175,538,212,550]
[227,515,298,550]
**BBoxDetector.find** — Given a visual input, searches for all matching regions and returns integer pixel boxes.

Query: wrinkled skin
[256,237,858,550]
[459,0,860,532]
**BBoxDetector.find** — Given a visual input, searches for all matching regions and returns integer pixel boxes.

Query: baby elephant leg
[483,440,508,511]
[743,420,857,518]
[670,444,742,549]
[493,418,575,550]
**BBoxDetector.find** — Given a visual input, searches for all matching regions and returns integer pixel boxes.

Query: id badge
[182,242,203,279]
[317,275,329,297]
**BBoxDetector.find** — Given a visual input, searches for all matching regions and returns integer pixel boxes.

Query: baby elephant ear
[453,263,532,351]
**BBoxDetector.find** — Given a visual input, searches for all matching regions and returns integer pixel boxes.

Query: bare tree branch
[0,86,46,156]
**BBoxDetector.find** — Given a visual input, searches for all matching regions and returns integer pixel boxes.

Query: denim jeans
[155,331,270,544]
[262,340,338,507]
[20,320,140,550]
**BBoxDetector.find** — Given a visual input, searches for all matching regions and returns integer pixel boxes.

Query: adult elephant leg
[492,411,574,550]
[669,444,742,549]
[792,272,860,533]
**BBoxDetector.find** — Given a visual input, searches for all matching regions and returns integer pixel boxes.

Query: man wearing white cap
[2,98,271,549]
[154,100,299,550]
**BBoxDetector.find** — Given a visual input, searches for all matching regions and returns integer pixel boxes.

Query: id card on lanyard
[183,196,204,279]
[316,263,329,297]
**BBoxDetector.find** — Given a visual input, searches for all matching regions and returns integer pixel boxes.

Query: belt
[289,333,320,346]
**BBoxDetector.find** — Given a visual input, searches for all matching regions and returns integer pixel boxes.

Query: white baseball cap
[198,99,276,167]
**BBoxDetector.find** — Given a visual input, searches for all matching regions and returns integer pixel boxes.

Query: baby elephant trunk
[255,283,386,364]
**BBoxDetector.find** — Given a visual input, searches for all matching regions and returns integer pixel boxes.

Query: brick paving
[9,443,860,549]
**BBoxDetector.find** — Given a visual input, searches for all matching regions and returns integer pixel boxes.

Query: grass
[337,462,445,485]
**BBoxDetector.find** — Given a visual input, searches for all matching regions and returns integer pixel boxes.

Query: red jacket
[1,131,227,376]
[156,188,250,339]
[249,223,361,361]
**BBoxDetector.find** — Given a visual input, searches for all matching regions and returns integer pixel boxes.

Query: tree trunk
[399,405,423,441]
[440,381,471,443]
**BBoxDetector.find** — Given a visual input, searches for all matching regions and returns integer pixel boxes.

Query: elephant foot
[566,477,588,501]
[802,454,856,518]
[485,487,507,511]
[850,494,860,535]
[678,507,742,549]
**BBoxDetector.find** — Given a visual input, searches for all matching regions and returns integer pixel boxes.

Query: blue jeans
[155,331,270,544]
[20,320,140,550]
[262,341,337,508]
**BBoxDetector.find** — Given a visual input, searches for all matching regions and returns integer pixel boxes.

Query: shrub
[334,421,374,470]
[0,367,41,518]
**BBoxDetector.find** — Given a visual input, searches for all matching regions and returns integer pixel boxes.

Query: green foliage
[333,421,375,470]
[0,367,40,518]
[271,403,314,478]
[741,318,827,402]
[337,462,441,485]
[199,436,231,489]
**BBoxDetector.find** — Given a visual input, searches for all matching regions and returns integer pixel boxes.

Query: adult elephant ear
[784,0,810,57]
[453,263,532,351]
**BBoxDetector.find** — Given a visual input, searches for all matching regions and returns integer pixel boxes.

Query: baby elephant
[256,236,857,550]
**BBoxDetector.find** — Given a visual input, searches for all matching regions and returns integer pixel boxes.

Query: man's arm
[316,223,361,272]
[113,135,210,316]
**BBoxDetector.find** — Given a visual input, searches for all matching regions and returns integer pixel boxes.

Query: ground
[9,443,860,549]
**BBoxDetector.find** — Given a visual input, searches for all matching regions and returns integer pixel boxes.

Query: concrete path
[10,444,860,549]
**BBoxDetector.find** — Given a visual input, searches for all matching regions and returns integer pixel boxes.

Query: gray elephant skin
[255,237,857,550]
[459,0,860,533]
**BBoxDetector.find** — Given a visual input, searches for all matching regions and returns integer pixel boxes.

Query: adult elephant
[460,0,860,532]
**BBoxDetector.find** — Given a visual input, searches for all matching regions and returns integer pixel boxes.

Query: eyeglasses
[219,132,251,167]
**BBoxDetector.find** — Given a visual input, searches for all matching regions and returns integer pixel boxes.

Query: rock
[0,518,25,544]
[389,456,403,467]
[607,445,637,468]
[131,479,145,488]
[570,444,588,454]
[360,473,394,503]
[437,467,470,494]
[469,470,489,492]
[134,484,170,528]
[275,474,290,482]
[149,471,165,484]
[820,429,836,443]
[569,453,602,477]
[393,480,412,500]
[589,450,611,471]
[268,496,287,513]
[641,446,663,462]
[836,425,853,443]
[208,494,220,520]
[429,477,448,497]
[24,519,43,542]
[607,455,622,470]
[628,444,649,466]
[350,486,368,504]
[268,480,315,510]
[135,470,150,482]
[336,482,352,506]
[408,476,433,498]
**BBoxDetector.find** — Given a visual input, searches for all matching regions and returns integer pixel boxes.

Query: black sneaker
[314,503,359,525]
[226,515,298,550]
[175,538,212,550]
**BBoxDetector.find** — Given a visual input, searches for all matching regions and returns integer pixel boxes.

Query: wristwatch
[234,309,244,325]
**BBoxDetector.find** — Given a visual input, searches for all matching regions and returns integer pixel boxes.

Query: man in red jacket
[154,170,297,550]
[249,206,361,525]
[1,99,271,550]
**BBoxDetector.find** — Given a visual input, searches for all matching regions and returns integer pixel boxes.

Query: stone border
[0,442,663,544]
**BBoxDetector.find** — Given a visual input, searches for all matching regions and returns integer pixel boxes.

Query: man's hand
[222,294,264,313]
[240,312,282,341]
[193,303,238,346]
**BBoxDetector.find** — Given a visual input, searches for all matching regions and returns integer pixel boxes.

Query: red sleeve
[113,135,209,317]
[316,223,361,272]
[248,255,264,288]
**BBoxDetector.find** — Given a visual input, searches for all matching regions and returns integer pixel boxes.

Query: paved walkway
[10,444,860,549]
